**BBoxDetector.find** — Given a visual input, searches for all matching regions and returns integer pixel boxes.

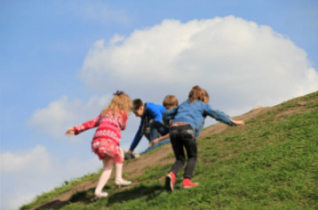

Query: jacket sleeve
[147,104,165,122]
[203,104,234,126]
[129,117,144,152]
[163,106,178,124]
[73,115,101,135]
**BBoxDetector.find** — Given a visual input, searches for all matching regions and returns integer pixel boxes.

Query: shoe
[165,172,176,192]
[115,178,132,188]
[183,178,198,188]
[95,192,108,199]
[124,152,135,160]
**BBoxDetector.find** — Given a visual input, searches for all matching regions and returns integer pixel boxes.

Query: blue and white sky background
[1,1,318,209]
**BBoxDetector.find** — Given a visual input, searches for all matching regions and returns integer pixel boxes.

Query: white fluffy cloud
[1,145,101,210]
[28,95,111,140]
[81,16,318,115]
[1,145,51,173]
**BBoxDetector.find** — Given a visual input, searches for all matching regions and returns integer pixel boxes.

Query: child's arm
[67,115,101,136]
[149,133,170,148]
[65,128,75,136]
[203,104,244,126]
[128,118,144,153]
[147,104,165,122]
[163,106,178,124]
[230,119,245,126]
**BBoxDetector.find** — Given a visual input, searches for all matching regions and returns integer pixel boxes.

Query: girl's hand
[65,128,75,136]
[231,119,245,126]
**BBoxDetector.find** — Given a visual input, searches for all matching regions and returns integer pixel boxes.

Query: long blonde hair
[101,91,132,117]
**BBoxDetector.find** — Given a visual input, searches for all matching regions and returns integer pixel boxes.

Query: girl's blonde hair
[101,92,132,117]
[188,85,205,104]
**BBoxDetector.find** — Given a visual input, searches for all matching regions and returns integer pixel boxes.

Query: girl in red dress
[65,91,132,198]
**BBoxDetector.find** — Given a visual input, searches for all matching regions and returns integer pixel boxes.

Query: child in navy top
[164,86,245,191]
[126,99,170,157]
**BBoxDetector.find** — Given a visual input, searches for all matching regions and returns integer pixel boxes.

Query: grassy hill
[21,91,318,210]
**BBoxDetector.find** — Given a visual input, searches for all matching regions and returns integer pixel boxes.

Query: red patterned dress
[73,110,128,163]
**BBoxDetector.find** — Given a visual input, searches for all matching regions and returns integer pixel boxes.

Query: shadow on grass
[34,200,69,210]
[32,184,165,209]
[107,184,165,207]
[33,187,99,210]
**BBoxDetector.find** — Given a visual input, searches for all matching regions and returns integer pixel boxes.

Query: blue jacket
[129,102,166,151]
[164,100,234,136]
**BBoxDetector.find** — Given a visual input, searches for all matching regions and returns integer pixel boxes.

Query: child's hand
[65,128,75,136]
[149,138,159,148]
[231,119,245,126]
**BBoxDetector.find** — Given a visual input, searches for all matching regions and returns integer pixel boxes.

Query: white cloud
[1,145,101,210]
[28,95,111,140]
[1,145,51,173]
[80,16,318,115]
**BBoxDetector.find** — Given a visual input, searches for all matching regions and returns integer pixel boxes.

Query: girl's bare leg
[95,155,113,196]
[115,148,131,185]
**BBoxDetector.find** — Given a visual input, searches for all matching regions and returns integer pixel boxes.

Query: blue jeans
[149,121,169,141]
[140,138,171,155]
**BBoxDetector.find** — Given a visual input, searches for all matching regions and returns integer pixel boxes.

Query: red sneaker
[183,178,198,188]
[165,172,176,192]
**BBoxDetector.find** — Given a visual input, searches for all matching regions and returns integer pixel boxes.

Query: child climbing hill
[65,91,132,199]
[164,86,245,191]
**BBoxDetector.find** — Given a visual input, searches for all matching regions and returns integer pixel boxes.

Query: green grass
[20,91,318,210]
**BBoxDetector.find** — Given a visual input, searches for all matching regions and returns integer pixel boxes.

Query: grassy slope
[21,91,318,210]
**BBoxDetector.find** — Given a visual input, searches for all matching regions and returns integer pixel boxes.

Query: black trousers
[169,124,197,179]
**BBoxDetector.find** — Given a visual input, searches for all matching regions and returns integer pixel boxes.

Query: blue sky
[1,1,318,209]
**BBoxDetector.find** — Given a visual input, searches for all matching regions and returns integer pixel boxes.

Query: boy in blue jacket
[126,99,169,159]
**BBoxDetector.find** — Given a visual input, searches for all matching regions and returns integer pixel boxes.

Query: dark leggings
[169,124,197,179]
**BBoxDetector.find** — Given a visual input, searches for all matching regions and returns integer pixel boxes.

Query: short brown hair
[132,99,144,111]
[188,85,205,104]
[163,95,178,108]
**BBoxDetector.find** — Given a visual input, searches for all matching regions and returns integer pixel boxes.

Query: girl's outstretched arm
[70,115,101,135]
[203,103,235,126]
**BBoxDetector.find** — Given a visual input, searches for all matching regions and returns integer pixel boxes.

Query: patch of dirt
[275,107,313,120]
